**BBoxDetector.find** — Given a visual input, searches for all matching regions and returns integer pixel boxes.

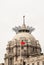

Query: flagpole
[20,40,21,59]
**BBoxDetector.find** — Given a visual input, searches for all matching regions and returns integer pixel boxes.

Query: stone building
[0,16,44,65]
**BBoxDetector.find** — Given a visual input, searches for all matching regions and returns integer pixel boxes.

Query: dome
[13,32,35,41]
[11,32,41,57]
[5,16,42,65]
[12,32,37,46]
[7,16,41,58]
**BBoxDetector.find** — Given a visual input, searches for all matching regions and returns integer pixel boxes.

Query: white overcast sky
[0,0,44,63]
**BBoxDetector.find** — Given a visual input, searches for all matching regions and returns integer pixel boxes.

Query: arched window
[8,58,12,65]
[37,62,39,65]
[42,61,44,65]
[23,61,26,65]
[32,63,34,65]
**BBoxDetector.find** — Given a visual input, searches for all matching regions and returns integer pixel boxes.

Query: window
[32,63,34,65]
[33,47,34,52]
[23,61,26,65]
[37,62,39,65]
[10,58,12,65]
[27,64,29,65]
[18,64,22,65]
[2,63,4,65]
[19,30,29,32]
[8,58,13,65]
[42,61,44,65]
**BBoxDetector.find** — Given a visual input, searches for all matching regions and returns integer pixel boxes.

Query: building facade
[0,16,44,65]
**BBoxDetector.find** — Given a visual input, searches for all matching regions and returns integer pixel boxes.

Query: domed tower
[4,16,42,65]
